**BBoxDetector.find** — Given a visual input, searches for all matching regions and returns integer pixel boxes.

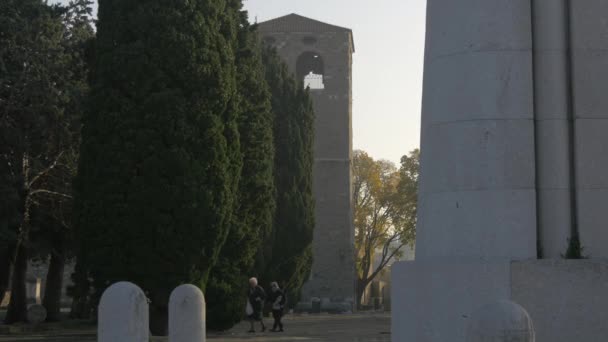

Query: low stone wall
[512,259,608,342]
[392,259,608,342]
[295,299,352,314]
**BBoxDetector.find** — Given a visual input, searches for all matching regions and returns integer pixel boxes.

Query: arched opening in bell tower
[296,51,325,90]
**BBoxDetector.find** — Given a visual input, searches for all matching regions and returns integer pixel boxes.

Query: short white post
[169,284,206,342]
[98,281,149,342]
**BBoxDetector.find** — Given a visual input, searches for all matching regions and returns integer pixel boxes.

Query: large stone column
[393,1,608,341]
[416,0,536,260]
[393,1,535,340]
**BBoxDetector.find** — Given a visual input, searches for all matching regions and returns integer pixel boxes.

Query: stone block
[465,300,535,342]
[535,120,571,188]
[425,0,531,59]
[570,0,608,50]
[416,190,536,259]
[577,189,608,258]
[536,188,571,257]
[420,120,535,195]
[423,52,533,123]
[532,0,568,50]
[573,87,608,260]
[572,51,608,118]
[532,52,569,118]
[393,260,608,342]
[511,260,608,342]
[391,259,511,342]
[575,119,608,188]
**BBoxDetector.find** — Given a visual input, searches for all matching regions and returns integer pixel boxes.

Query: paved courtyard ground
[0,313,390,342]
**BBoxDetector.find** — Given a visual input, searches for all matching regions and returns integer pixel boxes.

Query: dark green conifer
[73,0,241,330]
[206,6,276,330]
[258,47,315,306]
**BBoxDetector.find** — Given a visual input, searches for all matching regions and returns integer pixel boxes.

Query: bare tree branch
[367,241,408,283]
[27,151,64,189]
[30,189,72,199]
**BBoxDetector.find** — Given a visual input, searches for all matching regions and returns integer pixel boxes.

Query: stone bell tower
[258,14,355,310]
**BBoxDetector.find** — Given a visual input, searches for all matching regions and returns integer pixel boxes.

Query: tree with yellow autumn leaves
[353,149,419,306]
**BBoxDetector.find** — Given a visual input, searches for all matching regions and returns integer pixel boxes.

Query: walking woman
[247,277,266,333]
[268,281,286,332]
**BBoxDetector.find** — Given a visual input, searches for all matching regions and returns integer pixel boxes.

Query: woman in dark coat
[247,277,266,333]
[268,281,286,332]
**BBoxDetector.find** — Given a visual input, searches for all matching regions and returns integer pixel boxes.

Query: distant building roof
[257,13,355,52]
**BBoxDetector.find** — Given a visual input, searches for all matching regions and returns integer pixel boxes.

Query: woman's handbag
[245,299,254,316]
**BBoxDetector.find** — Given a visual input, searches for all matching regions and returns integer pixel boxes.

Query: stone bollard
[169,284,206,342]
[466,300,535,342]
[98,281,149,342]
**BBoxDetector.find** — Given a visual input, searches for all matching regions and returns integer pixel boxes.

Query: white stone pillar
[98,282,149,342]
[169,284,205,342]
[532,0,573,257]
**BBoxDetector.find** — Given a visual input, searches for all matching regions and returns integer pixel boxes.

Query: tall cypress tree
[258,47,315,306]
[73,0,241,331]
[206,7,275,330]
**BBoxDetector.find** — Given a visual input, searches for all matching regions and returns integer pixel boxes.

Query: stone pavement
[0,313,390,342]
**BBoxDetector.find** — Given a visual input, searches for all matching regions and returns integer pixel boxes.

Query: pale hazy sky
[56,0,426,164]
